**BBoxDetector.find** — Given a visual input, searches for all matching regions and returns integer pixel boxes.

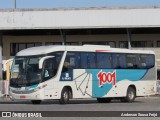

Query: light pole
[14,0,16,8]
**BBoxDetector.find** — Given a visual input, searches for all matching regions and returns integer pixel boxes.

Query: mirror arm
[39,56,55,69]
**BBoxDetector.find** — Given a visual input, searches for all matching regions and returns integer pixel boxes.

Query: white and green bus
[9,45,157,104]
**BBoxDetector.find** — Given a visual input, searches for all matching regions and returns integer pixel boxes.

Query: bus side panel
[106,80,156,97]
[135,67,157,96]
[56,68,156,99]
[134,80,156,96]
[72,69,92,98]
[86,69,154,98]
[58,69,93,99]
[106,80,132,97]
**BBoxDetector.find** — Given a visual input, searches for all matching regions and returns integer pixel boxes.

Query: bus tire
[97,98,111,103]
[31,100,41,104]
[120,87,136,103]
[59,88,70,104]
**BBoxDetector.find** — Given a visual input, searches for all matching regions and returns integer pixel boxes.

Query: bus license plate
[20,96,26,99]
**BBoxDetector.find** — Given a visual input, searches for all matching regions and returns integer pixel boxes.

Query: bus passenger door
[60,52,74,81]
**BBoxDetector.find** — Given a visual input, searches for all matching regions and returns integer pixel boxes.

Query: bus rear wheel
[120,87,136,103]
[59,88,70,104]
[31,100,42,104]
[97,98,111,103]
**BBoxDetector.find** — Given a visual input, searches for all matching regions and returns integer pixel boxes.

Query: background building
[0,6,160,79]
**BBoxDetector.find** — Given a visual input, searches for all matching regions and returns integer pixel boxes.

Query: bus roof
[16,45,155,56]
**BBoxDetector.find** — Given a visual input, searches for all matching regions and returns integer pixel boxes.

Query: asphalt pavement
[0,95,159,120]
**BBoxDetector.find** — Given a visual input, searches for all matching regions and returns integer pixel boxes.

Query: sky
[0,0,160,9]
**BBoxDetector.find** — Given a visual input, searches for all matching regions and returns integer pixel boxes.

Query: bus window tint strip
[63,52,155,70]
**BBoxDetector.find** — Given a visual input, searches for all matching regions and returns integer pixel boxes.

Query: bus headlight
[34,84,47,92]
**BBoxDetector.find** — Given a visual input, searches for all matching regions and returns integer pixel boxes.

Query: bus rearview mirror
[39,56,55,69]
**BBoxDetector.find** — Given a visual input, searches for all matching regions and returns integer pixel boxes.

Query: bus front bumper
[9,88,45,100]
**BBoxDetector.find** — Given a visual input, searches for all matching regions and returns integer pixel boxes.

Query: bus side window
[136,55,140,68]
[140,55,147,68]
[97,53,104,68]
[97,53,112,69]
[81,53,88,69]
[62,52,81,72]
[75,52,80,68]
[104,54,111,68]
[126,54,137,69]
[43,58,55,81]
[62,61,69,72]
[88,53,96,68]
[62,52,75,72]
[119,54,126,68]
[145,55,154,69]
[112,54,119,69]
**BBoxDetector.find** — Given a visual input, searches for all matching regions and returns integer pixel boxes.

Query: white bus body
[9,45,157,104]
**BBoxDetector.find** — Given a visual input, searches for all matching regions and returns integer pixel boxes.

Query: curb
[0,95,11,101]
[149,94,160,97]
[141,94,160,99]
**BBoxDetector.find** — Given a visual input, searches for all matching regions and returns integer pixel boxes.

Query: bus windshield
[10,52,63,87]
[10,56,43,87]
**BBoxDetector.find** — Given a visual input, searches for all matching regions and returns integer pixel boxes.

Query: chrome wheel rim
[63,92,68,101]
[128,91,134,100]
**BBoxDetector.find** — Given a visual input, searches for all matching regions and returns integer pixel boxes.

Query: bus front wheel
[31,100,41,104]
[59,88,70,104]
[120,87,136,103]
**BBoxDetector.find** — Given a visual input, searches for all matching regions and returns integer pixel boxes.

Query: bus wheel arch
[120,85,136,103]
[59,86,72,104]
